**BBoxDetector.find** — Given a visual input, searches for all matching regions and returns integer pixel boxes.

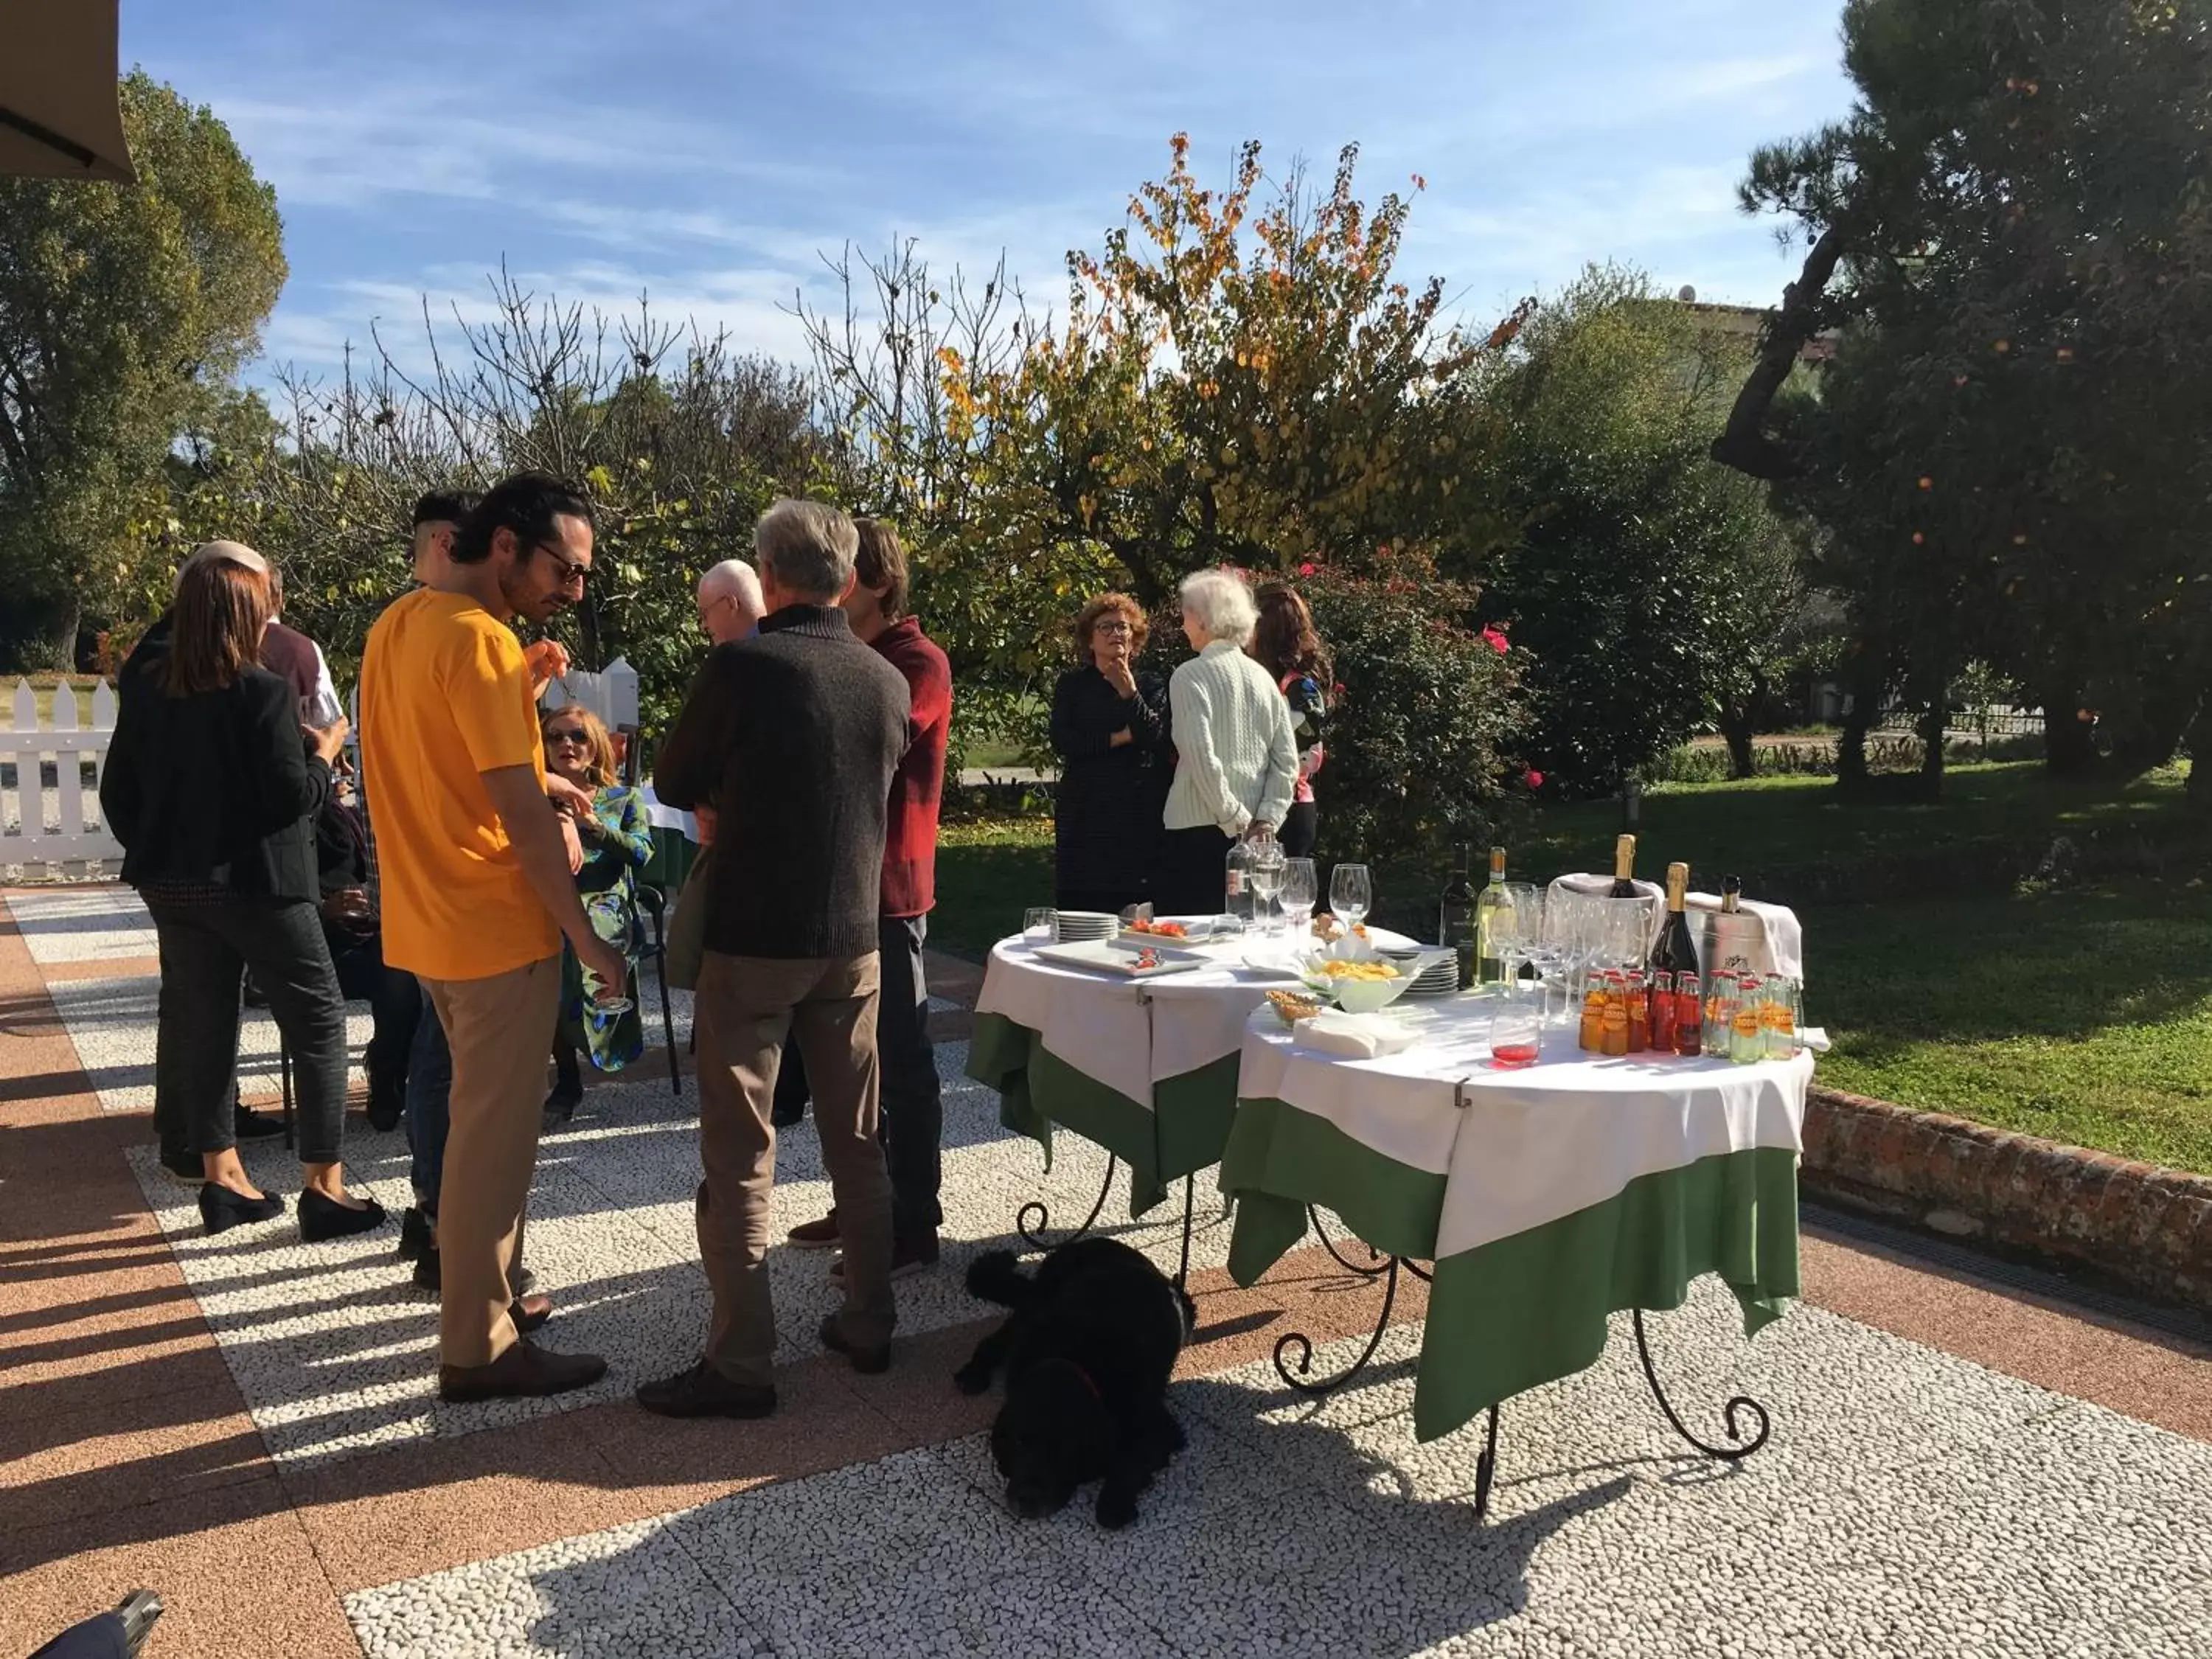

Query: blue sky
[122,0,1856,382]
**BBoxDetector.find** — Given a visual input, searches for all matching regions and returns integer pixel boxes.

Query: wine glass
[1497,883,1542,997]
[1248,832,1287,934]
[1329,863,1372,931]
[1279,858,1317,940]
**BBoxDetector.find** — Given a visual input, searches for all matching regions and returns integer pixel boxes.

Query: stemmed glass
[1496,883,1542,998]
[1279,858,1318,939]
[1247,830,1287,935]
[1329,863,1372,931]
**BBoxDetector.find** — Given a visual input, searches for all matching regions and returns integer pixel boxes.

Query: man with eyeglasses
[361,470,628,1402]
[696,560,765,646]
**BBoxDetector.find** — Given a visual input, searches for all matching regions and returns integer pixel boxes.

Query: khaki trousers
[693,949,894,1388]
[422,957,561,1368]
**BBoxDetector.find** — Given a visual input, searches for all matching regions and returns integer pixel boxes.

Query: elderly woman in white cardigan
[1156,568,1301,917]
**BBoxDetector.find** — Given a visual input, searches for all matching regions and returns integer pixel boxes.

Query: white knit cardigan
[1164,640,1300,835]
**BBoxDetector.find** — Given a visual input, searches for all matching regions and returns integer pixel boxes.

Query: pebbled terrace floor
[3,885,2209,1658]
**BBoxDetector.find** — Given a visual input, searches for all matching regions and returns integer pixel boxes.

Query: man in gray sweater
[639,500,910,1419]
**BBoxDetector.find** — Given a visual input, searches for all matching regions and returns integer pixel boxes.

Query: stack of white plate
[1400,954,1461,998]
[1054,910,1119,943]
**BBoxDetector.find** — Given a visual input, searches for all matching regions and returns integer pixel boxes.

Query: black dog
[955,1238,1192,1528]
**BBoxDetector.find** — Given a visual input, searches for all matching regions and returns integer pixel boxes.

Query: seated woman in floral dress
[539,704,653,1122]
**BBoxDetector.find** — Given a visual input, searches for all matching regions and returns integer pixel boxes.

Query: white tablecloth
[976,927,1419,1108]
[639,783,699,844]
[1236,996,1812,1259]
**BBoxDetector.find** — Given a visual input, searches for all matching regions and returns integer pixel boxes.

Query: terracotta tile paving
[5,887,2211,1658]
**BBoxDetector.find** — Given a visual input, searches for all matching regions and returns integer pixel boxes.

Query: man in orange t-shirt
[361,471,626,1403]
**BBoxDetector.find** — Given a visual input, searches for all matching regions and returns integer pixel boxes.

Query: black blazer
[101,641,332,902]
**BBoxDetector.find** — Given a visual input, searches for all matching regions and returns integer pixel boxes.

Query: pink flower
[1525,768,1545,789]
[1481,627,1509,655]
[1298,562,1317,577]
[1332,681,1346,695]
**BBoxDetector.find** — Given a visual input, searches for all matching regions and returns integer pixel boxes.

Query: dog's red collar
[1050,1357,1103,1404]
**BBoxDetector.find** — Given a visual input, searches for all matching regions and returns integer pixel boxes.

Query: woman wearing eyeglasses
[538,703,652,1122]
[1047,591,1175,915]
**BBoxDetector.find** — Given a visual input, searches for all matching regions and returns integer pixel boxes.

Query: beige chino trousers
[692,949,896,1388]
[421,956,561,1369]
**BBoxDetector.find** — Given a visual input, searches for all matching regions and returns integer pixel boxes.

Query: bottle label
[1225,872,1243,897]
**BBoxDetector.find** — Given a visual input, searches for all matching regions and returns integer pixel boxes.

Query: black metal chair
[636,881,680,1094]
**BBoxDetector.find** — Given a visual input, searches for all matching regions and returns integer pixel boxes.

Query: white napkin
[1798,1026,1832,1054]
[1684,891,1805,982]
[1294,1010,1421,1060]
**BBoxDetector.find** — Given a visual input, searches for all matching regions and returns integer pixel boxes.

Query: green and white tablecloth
[1222,1003,1811,1442]
[967,931,1419,1217]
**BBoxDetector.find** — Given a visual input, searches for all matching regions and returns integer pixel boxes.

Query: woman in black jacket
[100,544,384,1242]
[1048,592,1174,914]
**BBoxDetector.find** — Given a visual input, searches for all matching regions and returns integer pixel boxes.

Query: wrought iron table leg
[1273,1256,1405,1394]
[1472,1402,1501,1520]
[1632,1309,1773,1460]
[1309,1205,1391,1277]
[1017,1155,1118,1251]
[1174,1172,1196,1291]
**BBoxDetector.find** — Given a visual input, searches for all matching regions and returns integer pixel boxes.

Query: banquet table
[965,927,1422,1253]
[639,783,701,894]
[1220,997,1811,1449]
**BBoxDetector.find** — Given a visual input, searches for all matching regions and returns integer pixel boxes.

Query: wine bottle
[1472,846,1509,989]
[1722,874,1742,914]
[1608,834,1638,898]
[1649,862,1700,1058]
[1439,846,1476,988]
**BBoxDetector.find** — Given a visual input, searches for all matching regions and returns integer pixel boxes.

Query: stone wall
[1804,1085,2212,1313]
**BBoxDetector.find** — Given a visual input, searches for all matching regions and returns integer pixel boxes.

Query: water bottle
[1224,835,1256,927]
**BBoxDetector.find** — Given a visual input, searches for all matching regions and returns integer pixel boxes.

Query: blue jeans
[406,979,453,1214]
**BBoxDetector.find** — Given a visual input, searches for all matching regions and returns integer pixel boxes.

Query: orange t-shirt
[360,589,558,981]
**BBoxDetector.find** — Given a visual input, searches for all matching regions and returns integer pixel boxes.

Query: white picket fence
[3,677,123,867]
[4,655,639,874]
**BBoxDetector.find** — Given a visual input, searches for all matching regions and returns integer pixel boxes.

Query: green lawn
[1814,881,2212,1174]
[934,764,2212,1173]
[1515,760,2194,878]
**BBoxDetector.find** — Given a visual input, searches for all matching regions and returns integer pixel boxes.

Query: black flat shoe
[199,1182,285,1236]
[299,1187,388,1243]
[397,1206,433,1261]
[232,1104,285,1140]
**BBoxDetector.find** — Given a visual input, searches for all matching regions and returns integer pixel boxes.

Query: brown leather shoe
[818,1312,891,1375]
[510,1294,553,1335]
[786,1209,840,1249]
[439,1340,607,1403]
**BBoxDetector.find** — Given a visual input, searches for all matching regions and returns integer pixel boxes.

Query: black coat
[1048,665,1173,902]
[100,632,331,902]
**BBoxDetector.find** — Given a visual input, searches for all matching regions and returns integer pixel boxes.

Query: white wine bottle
[1472,846,1509,988]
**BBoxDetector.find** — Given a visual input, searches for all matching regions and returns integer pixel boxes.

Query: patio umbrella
[0,0,134,183]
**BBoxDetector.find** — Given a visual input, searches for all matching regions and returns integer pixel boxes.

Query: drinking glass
[1248,832,1287,934]
[1496,883,1542,991]
[1489,1005,1542,1070]
[1023,906,1057,943]
[1329,863,1373,931]
[1279,858,1318,937]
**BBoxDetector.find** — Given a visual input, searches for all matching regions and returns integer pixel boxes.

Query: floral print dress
[561,784,652,1072]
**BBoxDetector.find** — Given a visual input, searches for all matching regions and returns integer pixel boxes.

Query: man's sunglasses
[531,540,592,586]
